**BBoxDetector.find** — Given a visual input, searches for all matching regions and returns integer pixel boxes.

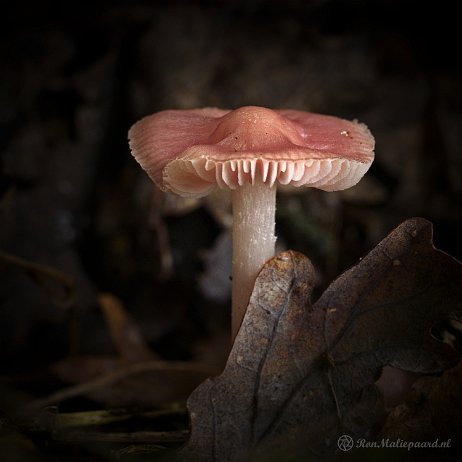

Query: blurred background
[1,0,461,459]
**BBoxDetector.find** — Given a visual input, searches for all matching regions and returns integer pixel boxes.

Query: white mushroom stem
[232,178,276,338]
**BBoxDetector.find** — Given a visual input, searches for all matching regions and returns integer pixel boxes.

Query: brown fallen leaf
[184,217,462,461]
[49,356,214,408]
[45,294,216,408]
[99,293,158,362]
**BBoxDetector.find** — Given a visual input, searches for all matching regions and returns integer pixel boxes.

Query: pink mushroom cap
[128,106,375,198]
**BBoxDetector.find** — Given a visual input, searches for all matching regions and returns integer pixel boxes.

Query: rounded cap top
[128,106,375,197]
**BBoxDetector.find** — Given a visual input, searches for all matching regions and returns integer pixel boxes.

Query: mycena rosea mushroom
[128,106,374,338]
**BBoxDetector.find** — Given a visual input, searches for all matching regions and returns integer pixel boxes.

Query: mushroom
[128,106,374,339]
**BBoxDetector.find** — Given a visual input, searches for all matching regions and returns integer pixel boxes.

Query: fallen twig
[52,406,187,429]
[0,249,75,307]
[52,429,188,443]
[24,360,214,413]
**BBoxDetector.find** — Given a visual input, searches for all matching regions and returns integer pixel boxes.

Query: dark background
[1,0,461,459]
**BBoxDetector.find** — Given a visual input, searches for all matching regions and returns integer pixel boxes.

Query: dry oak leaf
[184,217,462,461]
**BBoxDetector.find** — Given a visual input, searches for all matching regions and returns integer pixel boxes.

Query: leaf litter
[41,293,216,410]
[184,217,462,461]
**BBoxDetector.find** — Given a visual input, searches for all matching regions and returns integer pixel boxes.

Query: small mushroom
[128,106,374,338]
